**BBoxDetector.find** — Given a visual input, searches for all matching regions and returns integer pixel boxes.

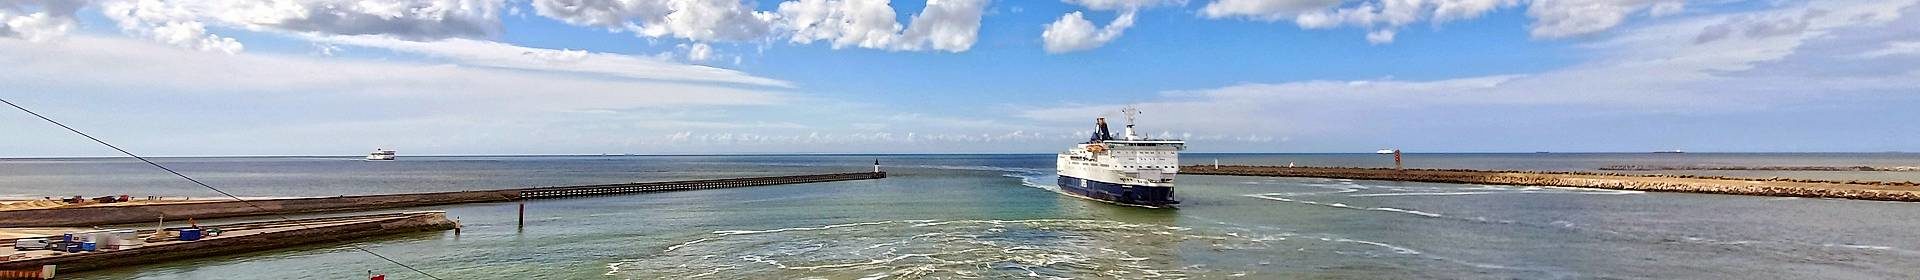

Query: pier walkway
[520,172,884,199]
[0,172,886,228]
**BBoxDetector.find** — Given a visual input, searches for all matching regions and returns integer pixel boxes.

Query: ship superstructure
[1055,107,1185,208]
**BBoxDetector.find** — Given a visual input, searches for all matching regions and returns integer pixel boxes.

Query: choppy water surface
[4,154,1919,279]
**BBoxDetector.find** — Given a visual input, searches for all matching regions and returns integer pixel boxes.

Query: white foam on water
[1824,244,1897,251]
[1348,191,1511,197]
[665,237,716,252]
[1244,193,1448,219]
[713,221,898,236]
[1332,238,1422,255]
[1370,207,1444,218]
[625,219,1260,279]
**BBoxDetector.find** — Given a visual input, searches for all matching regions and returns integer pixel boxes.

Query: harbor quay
[0,172,886,278]
[0,172,887,228]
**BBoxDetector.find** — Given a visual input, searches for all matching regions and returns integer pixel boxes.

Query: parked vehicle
[13,238,52,250]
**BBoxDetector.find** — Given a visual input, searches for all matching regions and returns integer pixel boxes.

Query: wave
[1345,185,1643,197]
[1244,193,1448,219]
[1325,237,1422,255]
[623,219,1212,279]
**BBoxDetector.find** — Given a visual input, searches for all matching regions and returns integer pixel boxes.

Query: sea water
[3,154,1917,279]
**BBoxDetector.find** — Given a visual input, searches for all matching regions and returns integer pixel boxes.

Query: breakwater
[520,172,885,199]
[1186,165,1920,202]
[0,172,886,227]
[1598,165,1920,171]
[0,212,455,274]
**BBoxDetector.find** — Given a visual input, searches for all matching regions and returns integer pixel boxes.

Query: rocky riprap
[1185,165,1920,202]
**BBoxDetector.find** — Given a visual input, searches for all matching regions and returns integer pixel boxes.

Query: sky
[1,0,1917,157]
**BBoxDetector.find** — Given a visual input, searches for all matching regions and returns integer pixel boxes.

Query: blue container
[81,242,97,251]
[66,244,82,253]
[178,229,203,241]
[62,233,73,243]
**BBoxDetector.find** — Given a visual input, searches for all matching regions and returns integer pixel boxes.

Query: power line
[1,98,445,280]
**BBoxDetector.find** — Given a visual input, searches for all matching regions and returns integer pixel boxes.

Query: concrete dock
[0,172,886,228]
[0,212,456,276]
[1187,165,1920,202]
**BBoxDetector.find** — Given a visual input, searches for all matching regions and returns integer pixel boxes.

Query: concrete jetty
[0,212,456,275]
[1187,165,1920,202]
[0,172,886,228]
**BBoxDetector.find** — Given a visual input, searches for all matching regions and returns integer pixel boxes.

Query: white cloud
[530,0,988,52]
[1292,0,1520,44]
[7,0,504,53]
[1648,1,1683,17]
[1043,10,1137,53]
[532,0,776,42]
[1693,9,1822,44]
[1,35,783,109]
[686,42,715,61]
[1856,40,1920,58]
[1045,0,1180,53]
[1025,0,1920,150]
[1527,0,1683,39]
[1201,0,1687,43]
[1200,0,1342,21]
[1063,0,1186,11]
[0,0,86,42]
[316,35,788,86]
[206,0,503,39]
[0,34,802,155]
[780,0,988,52]
[101,0,245,54]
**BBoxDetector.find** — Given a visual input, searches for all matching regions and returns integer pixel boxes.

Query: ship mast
[1121,106,1141,140]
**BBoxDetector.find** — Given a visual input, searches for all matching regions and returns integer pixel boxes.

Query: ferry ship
[366,149,396,160]
[1056,108,1185,208]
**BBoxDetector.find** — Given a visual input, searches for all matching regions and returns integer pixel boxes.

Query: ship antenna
[1120,106,1141,140]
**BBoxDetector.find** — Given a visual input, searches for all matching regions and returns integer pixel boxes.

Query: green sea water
[4,154,1917,279]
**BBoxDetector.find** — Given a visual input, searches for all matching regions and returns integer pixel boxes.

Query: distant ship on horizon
[1653,150,1686,154]
[366,149,396,160]
[1056,107,1185,208]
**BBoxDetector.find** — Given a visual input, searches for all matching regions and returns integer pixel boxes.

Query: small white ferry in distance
[1056,107,1185,208]
[366,149,396,161]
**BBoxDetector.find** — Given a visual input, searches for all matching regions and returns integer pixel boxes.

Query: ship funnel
[1093,118,1113,142]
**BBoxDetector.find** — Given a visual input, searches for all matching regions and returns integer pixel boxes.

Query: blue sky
[3,0,1918,157]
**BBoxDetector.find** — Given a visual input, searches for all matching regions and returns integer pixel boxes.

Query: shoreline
[1185,165,1920,202]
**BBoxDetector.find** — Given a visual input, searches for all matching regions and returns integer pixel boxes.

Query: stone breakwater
[1185,165,1920,202]
[1598,165,1920,172]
